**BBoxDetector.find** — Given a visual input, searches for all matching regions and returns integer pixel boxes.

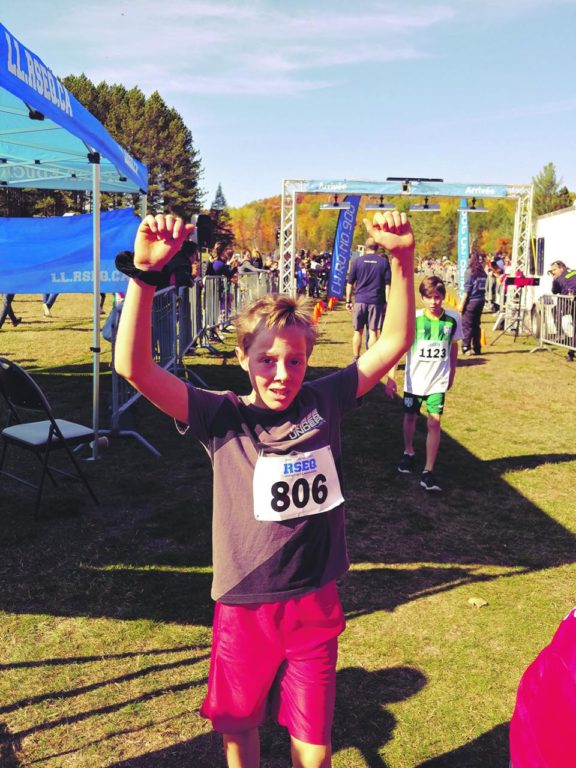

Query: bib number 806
[270,473,328,513]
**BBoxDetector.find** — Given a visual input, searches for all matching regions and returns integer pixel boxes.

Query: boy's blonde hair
[235,293,318,355]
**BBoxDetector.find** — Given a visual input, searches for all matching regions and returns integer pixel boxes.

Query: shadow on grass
[417,722,509,768]
[0,359,573,766]
[0,364,219,625]
[342,564,527,620]
[0,643,202,671]
[484,348,541,355]
[332,666,427,768]
[0,361,574,625]
[10,720,222,768]
[8,668,208,743]
[340,383,576,621]
[106,731,226,768]
[455,357,487,367]
[102,665,426,768]
[0,723,22,768]
[0,650,210,716]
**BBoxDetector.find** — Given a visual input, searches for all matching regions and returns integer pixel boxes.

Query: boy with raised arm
[115,210,415,768]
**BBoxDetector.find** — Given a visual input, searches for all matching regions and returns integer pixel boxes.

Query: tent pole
[91,157,102,460]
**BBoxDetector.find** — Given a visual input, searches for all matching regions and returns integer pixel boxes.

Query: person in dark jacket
[549,260,576,360]
[458,255,487,355]
[345,239,391,361]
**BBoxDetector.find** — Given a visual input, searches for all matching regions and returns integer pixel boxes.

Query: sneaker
[11,317,22,327]
[397,453,415,474]
[420,470,442,492]
[42,303,52,317]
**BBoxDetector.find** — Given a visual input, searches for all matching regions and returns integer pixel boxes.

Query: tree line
[229,163,574,261]
[228,194,517,262]
[0,74,241,249]
[0,75,204,221]
[1,67,572,264]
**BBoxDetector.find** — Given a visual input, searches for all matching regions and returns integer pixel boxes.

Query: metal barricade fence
[203,276,228,332]
[152,287,178,369]
[189,282,204,340]
[175,284,211,387]
[235,271,275,311]
[440,262,457,288]
[108,287,177,456]
[488,277,508,330]
[416,262,457,288]
[108,270,277,454]
[485,272,499,311]
[537,293,576,353]
[176,283,204,358]
[177,286,193,357]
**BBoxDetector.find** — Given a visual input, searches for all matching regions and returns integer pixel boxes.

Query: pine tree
[555,185,574,210]
[532,162,571,216]
[62,77,204,218]
[209,183,234,249]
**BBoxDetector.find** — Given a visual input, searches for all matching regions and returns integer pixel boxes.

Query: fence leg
[105,429,161,458]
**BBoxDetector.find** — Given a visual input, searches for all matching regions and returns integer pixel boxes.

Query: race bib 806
[253,445,344,522]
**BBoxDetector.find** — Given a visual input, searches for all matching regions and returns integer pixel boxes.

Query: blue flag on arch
[457,199,469,295]
[327,195,361,300]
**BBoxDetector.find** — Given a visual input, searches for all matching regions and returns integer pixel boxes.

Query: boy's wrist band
[115,250,171,288]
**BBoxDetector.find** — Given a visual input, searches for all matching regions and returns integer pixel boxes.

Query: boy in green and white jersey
[385,276,461,492]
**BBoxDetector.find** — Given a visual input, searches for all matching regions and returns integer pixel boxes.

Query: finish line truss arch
[278,178,533,297]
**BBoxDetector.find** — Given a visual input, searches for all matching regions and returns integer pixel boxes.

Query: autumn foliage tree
[229,194,518,262]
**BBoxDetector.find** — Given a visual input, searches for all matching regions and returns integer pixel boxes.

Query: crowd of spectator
[200,246,333,300]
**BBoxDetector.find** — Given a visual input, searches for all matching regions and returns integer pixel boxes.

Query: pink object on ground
[510,607,576,767]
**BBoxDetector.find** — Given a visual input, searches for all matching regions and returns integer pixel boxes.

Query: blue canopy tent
[0,22,148,456]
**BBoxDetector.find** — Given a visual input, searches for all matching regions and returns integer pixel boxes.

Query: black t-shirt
[183,365,359,604]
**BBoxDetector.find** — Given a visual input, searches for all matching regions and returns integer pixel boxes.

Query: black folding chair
[0,357,99,517]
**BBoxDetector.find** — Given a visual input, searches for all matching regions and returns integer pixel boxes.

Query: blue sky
[3,0,576,207]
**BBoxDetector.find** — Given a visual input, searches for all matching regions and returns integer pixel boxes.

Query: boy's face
[421,289,445,317]
[236,326,309,411]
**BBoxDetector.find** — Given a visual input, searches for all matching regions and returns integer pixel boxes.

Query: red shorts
[200,581,345,745]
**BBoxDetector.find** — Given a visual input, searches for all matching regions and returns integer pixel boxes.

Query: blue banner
[0,208,139,293]
[327,195,361,299]
[303,179,520,199]
[306,180,402,196]
[457,199,469,296]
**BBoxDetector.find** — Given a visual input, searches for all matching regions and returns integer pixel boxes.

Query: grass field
[0,292,574,768]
